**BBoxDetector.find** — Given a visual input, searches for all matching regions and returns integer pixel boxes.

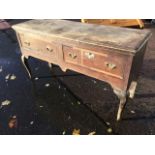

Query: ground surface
[0,20,155,135]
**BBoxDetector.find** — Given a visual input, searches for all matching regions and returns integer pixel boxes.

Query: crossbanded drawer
[18,34,58,62]
[82,49,124,80]
[63,45,81,65]
[62,44,124,80]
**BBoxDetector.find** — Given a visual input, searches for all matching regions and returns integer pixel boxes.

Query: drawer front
[62,45,125,80]
[63,45,81,65]
[82,50,124,79]
[19,34,58,62]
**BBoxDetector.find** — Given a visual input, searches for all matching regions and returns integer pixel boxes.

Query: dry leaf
[10,74,16,80]
[131,110,135,114]
[88,131,96,135]
[30,121,34,125]
[0,66,2,72]
[12,115,16,119]
[34,77,39,80]
[103,88,107,91]
[72,129,80,135]
[5,74,10,80]
[106,122,110,126]
[68,115,71,120]
[45,83,50,87]
[77,101,81,105]
[1,100,11,106]
[107,128,113,133]
[8,117,18,128]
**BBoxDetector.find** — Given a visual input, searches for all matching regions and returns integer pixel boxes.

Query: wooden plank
[81,19,144,28]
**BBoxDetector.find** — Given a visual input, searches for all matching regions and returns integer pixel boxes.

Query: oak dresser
[12,19,151,121]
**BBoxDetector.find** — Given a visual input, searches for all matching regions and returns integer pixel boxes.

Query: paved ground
[0,20,155,135]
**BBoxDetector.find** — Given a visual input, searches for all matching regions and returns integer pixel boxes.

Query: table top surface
[12,19,151,53]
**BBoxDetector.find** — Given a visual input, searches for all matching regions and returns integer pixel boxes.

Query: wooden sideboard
[12,20,151,121]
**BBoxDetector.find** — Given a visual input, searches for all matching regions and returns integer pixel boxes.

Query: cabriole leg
[128,81,137,99]
[117,96,126,121]
[113,89,127,121]
[48,63,53,72]
[21,55,32,79]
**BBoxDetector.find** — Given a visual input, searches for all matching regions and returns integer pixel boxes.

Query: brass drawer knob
[46,46,53,52]
[85,52,95,59]
[105,62,116,69]
[68,53,77,59]
[24,41,30,46]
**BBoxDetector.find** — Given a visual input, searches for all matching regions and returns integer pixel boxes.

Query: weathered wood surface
[12,19,150,53]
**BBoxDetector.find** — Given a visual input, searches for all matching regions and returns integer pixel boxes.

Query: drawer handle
[85,52,95,59]
[105,62,116,70]
[68,53,77,59]
[46,46,53,52]
[24,41,30,46]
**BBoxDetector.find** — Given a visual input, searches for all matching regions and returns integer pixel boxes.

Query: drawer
[19,34,56,53]
[19,34,58,62]
[63,45,81,65]
[82,50,124,79]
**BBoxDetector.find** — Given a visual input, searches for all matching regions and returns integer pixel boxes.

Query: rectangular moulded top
[12,19,151,54]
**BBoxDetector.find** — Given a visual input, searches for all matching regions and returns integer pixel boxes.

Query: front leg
[113,89,127,121]
[48,63,53,73]
[117,95,126,121]
[21,55,32,79]
[128,81,137,99]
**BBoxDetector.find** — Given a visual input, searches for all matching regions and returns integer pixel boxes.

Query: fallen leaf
[5,74,10,80]
[131,110,135,114]
[107,128,113,133]
[10,74,16,80]
[45,83,50,87]
[8,117,18,128]
[30,121,34,125]
[88,131,96,135]
[1,100,11,106]
[12,115,16,119]
[34,77,39,80]
[68,115,71,120]
[72,129,80,135]
[0,66,2,72]
[62,131,66,135]
[77,101,81,105]
[103,88,107,91]
[106,122,110,126]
